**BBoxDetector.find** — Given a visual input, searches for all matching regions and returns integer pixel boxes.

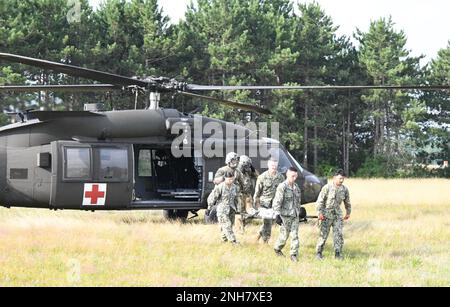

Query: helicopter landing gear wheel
[163,209,189,221]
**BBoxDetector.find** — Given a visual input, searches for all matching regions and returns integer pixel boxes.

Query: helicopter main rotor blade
[0,53,149,88]
[0,84,119,92]
[178,91,271,115]
[187,84,450,91]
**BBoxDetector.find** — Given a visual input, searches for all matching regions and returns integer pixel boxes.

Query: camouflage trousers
[236,194,253,233]
[259,219,273,242]
[274,216,300,256]
[316,215,344,254]
[218,209,236,242]
[258,202,273,242]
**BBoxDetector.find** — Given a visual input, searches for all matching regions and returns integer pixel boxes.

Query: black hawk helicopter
[0,53,448,220]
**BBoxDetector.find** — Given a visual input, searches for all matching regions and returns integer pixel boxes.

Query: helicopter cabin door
[131,145,202,209]
[51,141,133,210]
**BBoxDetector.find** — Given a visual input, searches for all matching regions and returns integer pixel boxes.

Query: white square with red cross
[83,183,107,206]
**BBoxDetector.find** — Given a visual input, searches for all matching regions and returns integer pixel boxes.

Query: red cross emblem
[83,183,107,206]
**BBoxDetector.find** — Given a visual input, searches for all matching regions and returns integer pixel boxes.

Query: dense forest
[0,0,448,177]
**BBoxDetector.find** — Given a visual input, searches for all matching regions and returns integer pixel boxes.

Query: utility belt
[260,203,272,209]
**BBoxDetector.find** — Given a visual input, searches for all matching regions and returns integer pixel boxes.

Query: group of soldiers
[206,152,352,262]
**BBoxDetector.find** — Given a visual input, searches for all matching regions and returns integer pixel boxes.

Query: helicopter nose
[302,173,326,203]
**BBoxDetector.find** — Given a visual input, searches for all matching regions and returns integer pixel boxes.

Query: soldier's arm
[316,185,328,215]
[344,187,352,215]
[234,186,239,209]
[253,175,263,205]
[296,185,302,209]
[272,184,285,215]
[236,170,244,193]
[251,167,259,179]
[213,168,225,185]
[278,173,285,184]
[207,185,222,210]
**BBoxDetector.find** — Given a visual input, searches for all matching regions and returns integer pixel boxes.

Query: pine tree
[423,41,450,165]
[355,17,424,173]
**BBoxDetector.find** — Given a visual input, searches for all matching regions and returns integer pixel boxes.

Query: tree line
[0,0,449,177]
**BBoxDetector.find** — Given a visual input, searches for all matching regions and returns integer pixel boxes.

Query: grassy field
[0,179,449,286]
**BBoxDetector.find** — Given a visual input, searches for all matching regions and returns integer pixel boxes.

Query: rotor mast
[149,92,161,110]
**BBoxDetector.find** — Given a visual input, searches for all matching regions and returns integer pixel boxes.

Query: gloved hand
[205,209,211,216]
[319,213,326,221]
[275,214,283,226]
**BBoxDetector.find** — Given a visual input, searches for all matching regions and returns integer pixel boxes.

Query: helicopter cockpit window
[138,149,153,177]
[65,147,91,179]
[98,148,128,181]
[277,149,292,173]
[287,150,304,173]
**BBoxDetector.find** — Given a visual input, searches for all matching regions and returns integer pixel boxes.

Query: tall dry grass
[0,179,449,286]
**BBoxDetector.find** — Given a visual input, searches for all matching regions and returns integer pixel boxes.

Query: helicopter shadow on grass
[117,212,206,225]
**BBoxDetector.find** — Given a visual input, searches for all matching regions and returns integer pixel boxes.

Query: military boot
[335,251,343,260]
[316,252,323,260]
[274,249,285,257]
[290,255,298,262]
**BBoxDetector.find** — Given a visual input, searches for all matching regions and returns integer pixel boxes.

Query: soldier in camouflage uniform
[253,157,285,243]
[213,152,244,225]
[214,152,244,187]
[272,167,302,262]
[236,155,259,233]
[206,171,239,244]
[315,169,352,260]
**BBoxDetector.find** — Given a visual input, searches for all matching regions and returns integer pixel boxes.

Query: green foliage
[315,162,337,177]
[357,156,450,178]
[0,1,448,177]
[355,155,394,178]
[423,41,450,165]
[397,166,450,178]
[355,17,425,159]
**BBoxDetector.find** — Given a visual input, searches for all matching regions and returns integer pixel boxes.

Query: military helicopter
[0,53,448,221]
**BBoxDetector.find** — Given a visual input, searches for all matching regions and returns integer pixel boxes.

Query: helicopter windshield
[286,150,304,173]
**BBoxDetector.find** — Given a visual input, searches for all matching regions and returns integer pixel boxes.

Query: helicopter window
[98,148,128,181]
[10,168,28,180]
[65,147,91,179]
[138,149,153,177]
[277,149,292,174]
[287,151,304,173]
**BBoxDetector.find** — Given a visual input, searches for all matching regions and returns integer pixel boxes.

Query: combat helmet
[238,155,252,170]
[225,152,239,167]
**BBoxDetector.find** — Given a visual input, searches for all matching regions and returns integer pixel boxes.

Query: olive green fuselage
[0,109,324,211]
